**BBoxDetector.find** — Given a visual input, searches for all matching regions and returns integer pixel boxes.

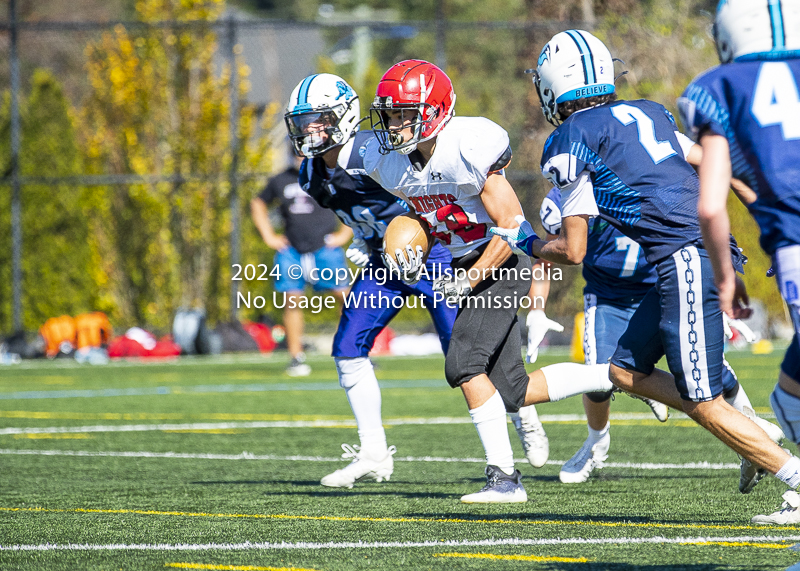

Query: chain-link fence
[1,1,777,337]
[0,2,597,334]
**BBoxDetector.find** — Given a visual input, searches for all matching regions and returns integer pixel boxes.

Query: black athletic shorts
[444,246,532,412]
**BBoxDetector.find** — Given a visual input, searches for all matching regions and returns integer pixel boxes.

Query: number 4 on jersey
[752,62,800,141]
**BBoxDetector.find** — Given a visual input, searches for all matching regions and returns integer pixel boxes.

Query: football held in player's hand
[382,212,433,266]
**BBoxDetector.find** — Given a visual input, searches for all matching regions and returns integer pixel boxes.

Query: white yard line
[1,535,799,552]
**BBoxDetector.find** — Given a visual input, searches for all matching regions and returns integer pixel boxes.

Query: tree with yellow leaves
[79,0,272,329]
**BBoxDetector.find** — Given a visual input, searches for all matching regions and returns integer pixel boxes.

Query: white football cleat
[286,353,311,377]
[752,490,800,525]
[613,389,669,422]
[642,397,669,422]
[320,444,396,488]
[739,457,766,494]
[624,392,669,422]
[511,405,549,468]
[460,465,527,504]
[559,431,610,484]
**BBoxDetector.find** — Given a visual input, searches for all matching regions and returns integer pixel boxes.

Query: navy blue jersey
[299,130,409,252]
[679,59,800,256]
[541,99,702,264]
[541,188,656,302]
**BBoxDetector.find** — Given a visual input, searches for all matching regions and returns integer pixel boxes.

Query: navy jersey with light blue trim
[679,59,800,256]
[298,130,409,252]
[541,99,702,264]
[542,188,656,302]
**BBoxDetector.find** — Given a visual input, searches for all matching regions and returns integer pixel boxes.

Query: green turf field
[0,350,798,570]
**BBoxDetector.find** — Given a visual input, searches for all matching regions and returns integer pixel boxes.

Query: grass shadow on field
[405,511,745,527]
[516,474,562,483]
[190,479,277,485]
[260,489,463,500]
[518,471,734,484]
[188,478,465,499]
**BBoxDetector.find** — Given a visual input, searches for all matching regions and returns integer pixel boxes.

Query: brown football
[382,213,433,265]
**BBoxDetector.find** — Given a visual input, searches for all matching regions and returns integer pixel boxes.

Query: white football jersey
[362,116,510,259]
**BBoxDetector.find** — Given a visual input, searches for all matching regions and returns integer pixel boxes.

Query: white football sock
[335,357,387,456]
[542,363,612,402]
[588,421,610,443]
[469,391,515,475]
[777,456,800,489]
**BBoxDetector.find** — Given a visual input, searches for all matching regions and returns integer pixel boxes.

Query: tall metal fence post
[9,0,22,332]
[227,15,241,321]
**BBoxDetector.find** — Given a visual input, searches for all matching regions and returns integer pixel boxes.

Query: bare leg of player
[610,364,796,478]
[585,397,611,430]
[284,292,310,377]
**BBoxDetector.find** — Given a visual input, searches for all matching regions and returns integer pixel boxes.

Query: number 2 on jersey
[615,236,640,278]
[611,104,677,164]
[751,62,800,140]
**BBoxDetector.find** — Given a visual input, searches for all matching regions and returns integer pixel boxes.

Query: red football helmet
[370,60,456,155]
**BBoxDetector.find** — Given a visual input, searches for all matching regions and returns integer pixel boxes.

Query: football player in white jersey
[363,60,617,503]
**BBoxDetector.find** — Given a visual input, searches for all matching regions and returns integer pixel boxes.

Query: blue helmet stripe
[564,32,588,85]
[565,30,596,85]
[769,0,786,48]
[574,31,597,84]
[296,74,319,108]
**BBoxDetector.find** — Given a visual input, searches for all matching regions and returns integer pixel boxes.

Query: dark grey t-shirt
[258,167,338,254]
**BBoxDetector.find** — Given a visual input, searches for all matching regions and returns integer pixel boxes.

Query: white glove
[382,245,425,285]
[488,215,540,257]
[433,272,472,305]
[723,313,758,343]
[526,309,564,363]
[346,237,370,268]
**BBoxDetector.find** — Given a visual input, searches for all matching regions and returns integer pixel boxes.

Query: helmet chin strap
[396,143,417,155]
[398,115,425,154]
